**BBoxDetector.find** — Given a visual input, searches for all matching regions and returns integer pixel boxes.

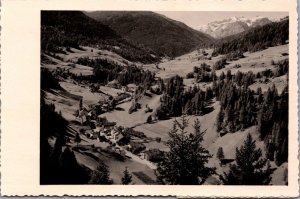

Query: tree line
[156,75,214,120]
[186,63,217,83]
[257,85,288,165]
[213,72,288,165]
[73,57,155,86]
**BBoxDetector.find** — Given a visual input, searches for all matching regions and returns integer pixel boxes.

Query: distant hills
[197,16,272,38]
[85,11,213,58]
[41,11,159,63]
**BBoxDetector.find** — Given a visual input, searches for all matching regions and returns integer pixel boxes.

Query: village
[68,80,165,171]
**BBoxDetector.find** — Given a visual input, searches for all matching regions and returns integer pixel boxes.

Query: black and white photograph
[40,10,290,185]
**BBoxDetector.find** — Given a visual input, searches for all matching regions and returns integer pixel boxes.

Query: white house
[121,86,126,93]
[127,84,137,93]
[139,152,150,160]
[78,108,89,125]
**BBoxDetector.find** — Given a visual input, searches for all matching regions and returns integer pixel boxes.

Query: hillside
[86,11,213,57]
[197,16,271,38]
[41,11,159,63]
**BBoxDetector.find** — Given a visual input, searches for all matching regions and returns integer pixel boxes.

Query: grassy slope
[145,44,288,93]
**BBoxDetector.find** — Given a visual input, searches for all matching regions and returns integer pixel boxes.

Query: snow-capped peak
[197,16,272,38]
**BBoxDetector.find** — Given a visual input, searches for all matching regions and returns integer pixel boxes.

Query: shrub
[130,142,146,155]
[186,72,195,79]
[128,102,141,114]
[156,137,161,143]
[146,149,165,163]
[213,58,227,70]
[216,147,225,160]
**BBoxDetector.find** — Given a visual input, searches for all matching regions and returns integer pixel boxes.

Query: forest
[156,65,288,166]
[73,57,155,86]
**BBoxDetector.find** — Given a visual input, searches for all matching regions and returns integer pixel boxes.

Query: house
[139,152,150,160]
[106,79,120,89]
[121,86,126,93]
[93,125,103,133]
[114,146,126,155]
[107,97,116,109]
[139,149,164,162]
[127,84,137,93]
[113,133,124,143]
[98,127,108,137]
[108,129,124,143]
[101,103,109,112]
[78,108,89,125]
[84,129,95,139]
[124,144,132,151]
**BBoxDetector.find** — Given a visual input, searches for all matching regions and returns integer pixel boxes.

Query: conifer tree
[156,115,215,184]
[220,134,272,185]
[75,132,81,147]
[79,98,83,109]
[216,147,225,161]
[146,115,152,123]
[89,160,112,184]
[121,167,133,185]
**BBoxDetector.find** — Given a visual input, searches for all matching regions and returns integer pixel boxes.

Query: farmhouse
[121,86,126,93]
[84,129,95,139]
[127,83,137,93]
[77,108,90,125]
[139,152,150,160]
[108,129,124,143]
[106,79,120,89]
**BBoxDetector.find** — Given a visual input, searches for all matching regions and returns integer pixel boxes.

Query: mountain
[41,11,159,63]
[85,11,213,58]
[212,17,288,56]
[197,16,272,38]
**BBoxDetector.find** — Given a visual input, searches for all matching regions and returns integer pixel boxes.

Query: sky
[156,11,288,28]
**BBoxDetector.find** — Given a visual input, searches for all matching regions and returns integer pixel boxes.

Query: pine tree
[79,98,83,109]
[60,147,83,184]
[89,160,112,184]
[146,115,152,124]
[220,134,272,185]
[216,147,225,161]
[121,167,133,185]
[156,115,215,184]
[75,132,81,147]
[216,108,224,132]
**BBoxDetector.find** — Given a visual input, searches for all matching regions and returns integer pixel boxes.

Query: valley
[40,11,289,186]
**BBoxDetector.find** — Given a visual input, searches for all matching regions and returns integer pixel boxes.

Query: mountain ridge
[85,11,214,58]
